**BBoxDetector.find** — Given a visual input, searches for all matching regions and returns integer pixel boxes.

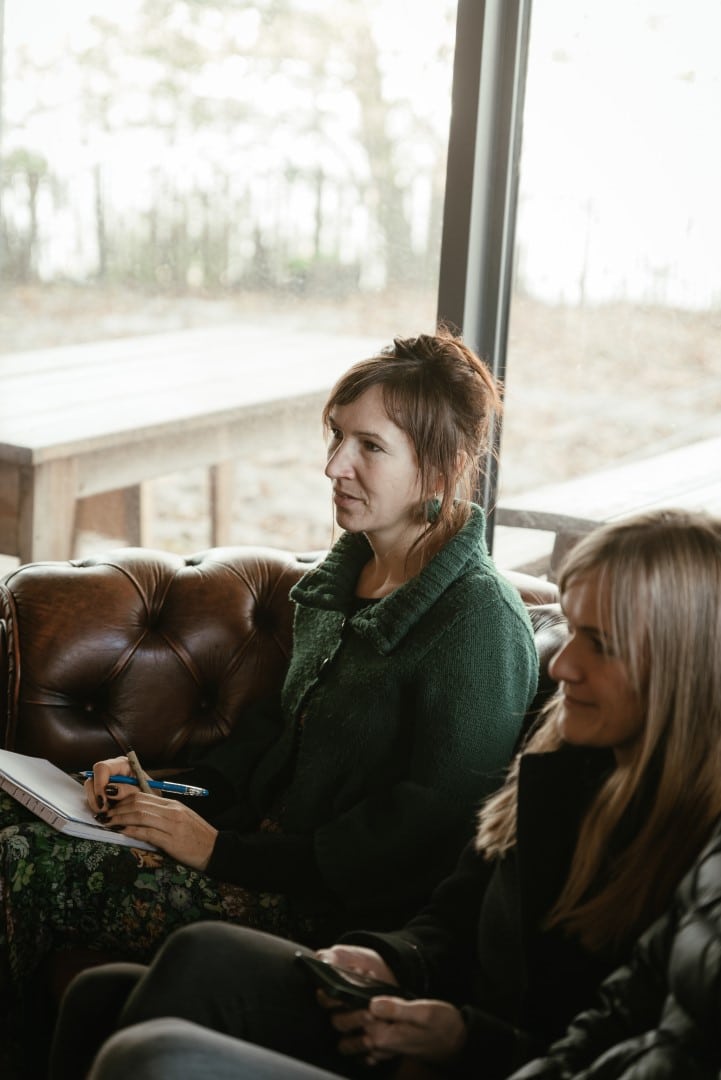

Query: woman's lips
[562,691,595,709]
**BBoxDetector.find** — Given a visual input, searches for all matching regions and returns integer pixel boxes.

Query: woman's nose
[325,442,353,479]
[548,635,580,685]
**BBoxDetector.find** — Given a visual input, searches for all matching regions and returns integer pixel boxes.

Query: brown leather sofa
[0,545,313,771]
[0,544,565,1017]
[0,544,562,770]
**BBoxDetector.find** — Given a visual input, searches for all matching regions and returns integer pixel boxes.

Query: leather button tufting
[2,545,303,800]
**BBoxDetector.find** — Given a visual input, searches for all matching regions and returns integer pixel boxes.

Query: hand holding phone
[295,952,414,1009]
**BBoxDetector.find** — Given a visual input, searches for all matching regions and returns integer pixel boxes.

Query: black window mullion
[437,0,532,550]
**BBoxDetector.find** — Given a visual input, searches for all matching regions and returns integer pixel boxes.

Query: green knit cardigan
[202,504,538,931]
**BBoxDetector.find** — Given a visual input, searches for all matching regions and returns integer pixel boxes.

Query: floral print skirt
[0,793,316,995]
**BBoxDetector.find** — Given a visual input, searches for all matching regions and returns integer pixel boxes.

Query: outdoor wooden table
[496,434,721,577]
[0,325,381,563]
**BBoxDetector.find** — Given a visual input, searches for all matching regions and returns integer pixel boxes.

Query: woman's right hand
[315,945,398,988]
[83,756,135,812]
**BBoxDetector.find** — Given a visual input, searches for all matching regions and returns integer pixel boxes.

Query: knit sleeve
[187,693,286,805]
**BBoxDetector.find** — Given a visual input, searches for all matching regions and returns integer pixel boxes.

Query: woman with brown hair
[0,330,538,1075]
[60,508,721,1080]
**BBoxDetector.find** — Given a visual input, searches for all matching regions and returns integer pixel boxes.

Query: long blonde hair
[476,509,721,952]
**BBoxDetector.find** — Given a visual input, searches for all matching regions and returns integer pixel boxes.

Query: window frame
[437,0,532,548]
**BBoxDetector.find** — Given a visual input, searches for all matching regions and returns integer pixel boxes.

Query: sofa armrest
[501,568,559,606]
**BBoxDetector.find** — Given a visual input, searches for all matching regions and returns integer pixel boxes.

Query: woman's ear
[424,452,468,502]
[435,453,467,497]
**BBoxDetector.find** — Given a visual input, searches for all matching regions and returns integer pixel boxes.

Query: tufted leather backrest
[0,546,308,771]
[0,546,565,773]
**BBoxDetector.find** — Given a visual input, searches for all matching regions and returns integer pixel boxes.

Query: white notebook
[0,748,157,851]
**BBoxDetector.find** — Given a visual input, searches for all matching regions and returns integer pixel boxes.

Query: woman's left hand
[101,792,218,869]
[331,997,467,1067]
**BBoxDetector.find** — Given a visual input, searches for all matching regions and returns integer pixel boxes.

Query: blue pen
[79,771,209,797]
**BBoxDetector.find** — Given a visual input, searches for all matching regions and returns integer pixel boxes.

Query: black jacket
[341,746,622,1079]
[509,818,721,1080]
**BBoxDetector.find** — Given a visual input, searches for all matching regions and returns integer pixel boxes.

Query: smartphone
[295,952,413,1009]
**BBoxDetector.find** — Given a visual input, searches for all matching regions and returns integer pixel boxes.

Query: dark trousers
[50,923,364,1080]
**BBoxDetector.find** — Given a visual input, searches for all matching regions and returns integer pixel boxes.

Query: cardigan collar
[289,503,490,654]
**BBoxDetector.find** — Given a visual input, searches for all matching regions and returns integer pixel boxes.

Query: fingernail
[97,795,106,809]
[95,812,109,823]
[105,785,119,797]
[110,825,126,832]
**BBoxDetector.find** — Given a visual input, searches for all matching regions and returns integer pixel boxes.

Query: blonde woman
[53,508,721,1080]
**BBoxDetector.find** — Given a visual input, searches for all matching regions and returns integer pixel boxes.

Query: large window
[0,0,457,560]
[3,1,719,570]
[494,0,721,567]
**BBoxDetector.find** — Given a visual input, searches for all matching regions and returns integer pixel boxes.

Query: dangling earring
[425,495,441,522]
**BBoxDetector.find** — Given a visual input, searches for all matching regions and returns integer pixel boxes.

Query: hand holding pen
[82,751,218,869]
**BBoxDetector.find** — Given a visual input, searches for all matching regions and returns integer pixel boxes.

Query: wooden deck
[0,325,382,563]
[495,434,721,577]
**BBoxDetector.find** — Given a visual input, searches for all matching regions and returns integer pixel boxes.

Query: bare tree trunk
[312,166,323,260]
[94,163,107,280]
[22,168,39,280]
[350,11,414,287]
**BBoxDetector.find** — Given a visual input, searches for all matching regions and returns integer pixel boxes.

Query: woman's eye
[328,428,342,444]
[364,441,382,453]
[590,634,616,657]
